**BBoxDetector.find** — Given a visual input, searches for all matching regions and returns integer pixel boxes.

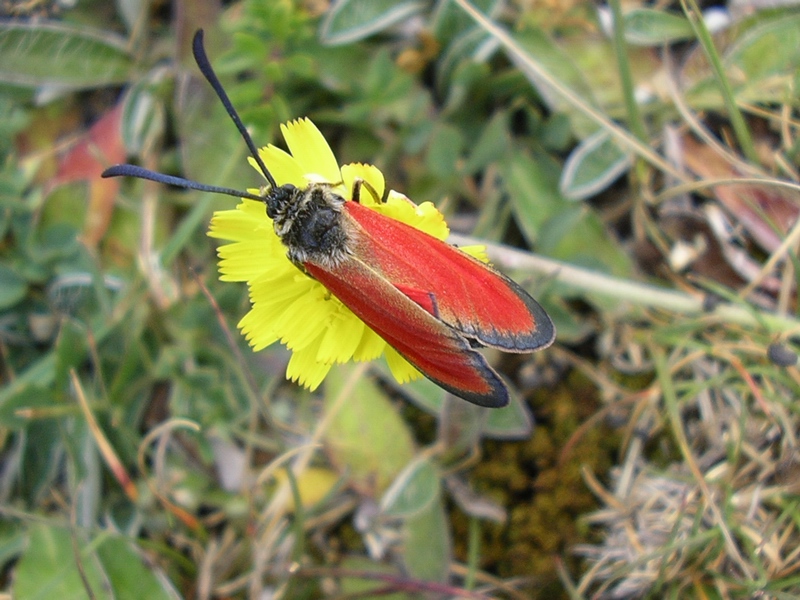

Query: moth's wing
[343,201,555,351]
[305,259,510,407]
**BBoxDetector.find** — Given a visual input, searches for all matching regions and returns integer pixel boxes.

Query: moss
[451,371,619,594]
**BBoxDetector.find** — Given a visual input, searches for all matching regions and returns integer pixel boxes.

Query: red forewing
[304,258,511,407]
[301,199,556,407]
[342,200,555,351]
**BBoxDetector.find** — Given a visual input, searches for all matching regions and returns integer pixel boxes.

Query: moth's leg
[351,178,385,204]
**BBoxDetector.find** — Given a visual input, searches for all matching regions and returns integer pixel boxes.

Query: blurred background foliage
[1,0,800,598]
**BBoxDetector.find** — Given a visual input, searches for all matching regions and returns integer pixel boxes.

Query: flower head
[208,118,486,391]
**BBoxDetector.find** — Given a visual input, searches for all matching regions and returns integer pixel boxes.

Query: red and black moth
[103,30,555,408]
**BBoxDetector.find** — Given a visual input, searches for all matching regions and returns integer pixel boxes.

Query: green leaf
[402,494,451,582]
[0,520,26,571]
[426,122,464,178]
[177,76,255,190]
[324,364,416,495]
[14,524,111,600]
[121,75,167,156]
[338,556,406,599]
[380,456,439,518]
[54,319,89,390]
[502,151,633,279]
[0,21,133,89]
[501,151,564,244]
[375,364,535,440]
[116,0,148,32]
[541,297,593,343]
[623,9,694,46]
[437,396,489,456]
[14,525,180,600]
[0,385,54,430]
[685,11,800,108]
[509,27,660,137]
[436,28,495,102]
[21,420,65,504]
[0,353,57,417]
[319,0,426,46]
[28,221,81,265]
[431,0,499,47]
[95,535,181,600]
[0,94,30,155]
[724,12,800,82]
[559,129,632,200]
[511,28,600,137]
[161,74,254,265]
[377,363,446,414]
[539,205,633,280]
[463,111,510,174]
[484,392,533,439]
[0,264,27,309]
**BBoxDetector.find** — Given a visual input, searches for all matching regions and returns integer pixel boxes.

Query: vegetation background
[1,0,799,598]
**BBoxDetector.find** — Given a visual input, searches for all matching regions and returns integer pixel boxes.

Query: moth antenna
[102,164,265,202]
[192,29,277,190]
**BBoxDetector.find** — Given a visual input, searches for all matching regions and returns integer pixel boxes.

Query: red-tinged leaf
[82,176,121,246]
[52,104,125,245]
[54,104,125,183]
[682,135,800,253]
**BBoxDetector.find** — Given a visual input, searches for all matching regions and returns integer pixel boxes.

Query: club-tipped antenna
[101,164,266,202]
[192,29,277,190]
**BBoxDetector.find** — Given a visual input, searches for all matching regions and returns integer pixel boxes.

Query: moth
[103,30,555,407]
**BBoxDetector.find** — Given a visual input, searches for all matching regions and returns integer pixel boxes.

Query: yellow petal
[352,328,386,362]
[385,347,422,384]
[459,244,489,263]
[240,272,311,352]
[239,197,268,217]
[317,308,364,364]
[286,345,332,390]
[217,240,282,282]
[208,200,267,242]
[248,271,310,312]
[373,193,449,240]
[252,145,307,187]
[273,284,330,351]
[281,118,340,184]
[273,467,339,512]
[277,291,331,351]
[238,305,280,351]
[340,163,385,204]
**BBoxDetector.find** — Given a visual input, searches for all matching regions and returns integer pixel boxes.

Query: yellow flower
[208,118,487,391]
